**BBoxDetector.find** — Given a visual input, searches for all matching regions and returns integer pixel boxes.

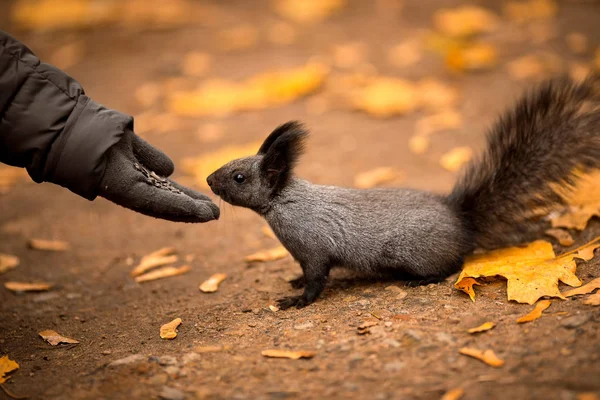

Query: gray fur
[207,75,600,309]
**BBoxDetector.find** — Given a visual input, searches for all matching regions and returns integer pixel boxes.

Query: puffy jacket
[0,30,131,200]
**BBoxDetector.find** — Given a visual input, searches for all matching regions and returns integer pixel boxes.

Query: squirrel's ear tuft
[259,121,308,190]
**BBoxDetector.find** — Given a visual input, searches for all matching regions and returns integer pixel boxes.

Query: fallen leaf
[0,166,27,194]
[0,254,19,274]
[563,277,600,297]
[446,43,498,72]
[566,32,588,55]
[49,41,83,70]
[0,355,19,384]
[353,77,419,117]
[199,273,227,293]
[130,247,178,277]
[354,167,399,189]
[388,39,422,68]
[417,79,459,110]
[583,292,600,306]
[459,347,504,367]
[160,318,182,339]
[467,321,496,333]
[269,305,280,312]
[408,135,430,154]
[39,329,79,345]
[244,246,290,263]
[193,345,224,353]
[440,147,473,172]
[28,238,70,251]
[273,0,345,24]
[415,109,462,136]
[577,393,600,400]
[217,24,259,52]
[135,265,191,283]
[507,55,545,81]
[261,349,316,359]
[441,388,465,400]
[455,239,593,304]
[267,21,296,46]
[262,225,277,240]
[5,281,53,292]
[182,142,262,189]
[167,61,328,116]
[516,299,551,323]
[181,51,212,77]
[504,0,557,23]
[134,82,162,108]
[433,6,499,38]
[544,228,574,246]
[551,171,600,230]
[455,277,481,301]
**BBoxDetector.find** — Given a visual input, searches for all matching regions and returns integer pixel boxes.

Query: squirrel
[206,74,600,310]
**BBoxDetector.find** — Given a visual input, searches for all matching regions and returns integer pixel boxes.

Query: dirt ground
[1,1,600,399]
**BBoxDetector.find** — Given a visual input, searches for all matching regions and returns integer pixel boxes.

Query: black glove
[99,130,219,223]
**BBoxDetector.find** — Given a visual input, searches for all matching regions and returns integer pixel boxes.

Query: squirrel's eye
[233,173,246,184]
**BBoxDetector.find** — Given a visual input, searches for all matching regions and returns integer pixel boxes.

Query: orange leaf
[467,321,496,333]
[0,355,19,384]
[354,167,399,189]
[261,349,316,359]
[5,281,53,292]
[562,277,600,297]
[160,318,182,340]
[455,277,481,301]
[583,292,600,306]
[459,347,504,367]
[28,238,70,251]
[39,329,79,346]
[244,246,290,263]
[544,228,574,246]
[0,253,19,274]
[440,147,473,172]
[131,247,178,277]
[516,300,551,323]
[199,273,227,293]
[441,388,465,400]
[135,265,191,283]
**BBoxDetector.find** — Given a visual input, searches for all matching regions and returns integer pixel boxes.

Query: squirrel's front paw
[277,295,312,310]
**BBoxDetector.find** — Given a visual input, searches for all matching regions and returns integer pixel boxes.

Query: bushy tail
[448,74,600,249]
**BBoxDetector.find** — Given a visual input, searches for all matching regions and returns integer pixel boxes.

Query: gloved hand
[99,130,219,223]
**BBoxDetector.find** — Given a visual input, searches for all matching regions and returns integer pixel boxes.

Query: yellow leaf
[273,0,345,24]
[583,292,600,306]
[261,349,316,359]
[440,147,473,172]
[135,265,191,283]
[446,43,497,72]
[455,277,481,302]
[354,167,399,189]
[416,79,459,110]
[28,238,70,251]
[516,299,551,323]
[244,246,290,263]
[199,273,227,293]
[562,277,600,297]
[455,239,588,304]
[160,318,182,340]
[550,171,600,231]
[130,247,178,277]
[39,329,79,346]
[5,281,53,292]
[441,388,465,400]
[544,228,574,246]
[433,6,499,38]
[467,321,496,333]
[0,254,19,274]
[353,77,419,117]
[459,347,504,367]
[0,355,19,384]
[182,142,262,189]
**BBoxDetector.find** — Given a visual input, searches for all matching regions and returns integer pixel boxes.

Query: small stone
[293,322,314,330]
[383,361,405,372]
[109,354,146,367]
[159,386,185,400]
[561,314,590,329]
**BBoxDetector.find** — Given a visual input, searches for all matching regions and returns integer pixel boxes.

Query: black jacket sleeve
[0,30,132,200]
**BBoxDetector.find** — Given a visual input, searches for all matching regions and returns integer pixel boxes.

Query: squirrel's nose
[206,173,215,188]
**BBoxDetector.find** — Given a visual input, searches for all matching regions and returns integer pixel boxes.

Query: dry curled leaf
[261,349,316,359]
[583,292,600,306]
[0,254,19,274]
[440,147,472,172]
[135,265,191,283]
[544,228,574,246]
[516,299,551,323]
[551,171,600,231]
[0,355,19,384]
[562,277,600,298]
[28,238,70,251]
[353,77,419,117]
[244,246,289,263]
[433,6,499,38]
[455,277,481,302]
[131,247,178,277]
[455,239,593,304]
[269,305,280,312]
[199,273,227,293]
[446,43,498,72]
[467,321,496,333]
[160,318,182,339]
[39,329,79,346]
[441,388,465,400]
[273,0,345,24]
[5,281,53,292]
[354,167,398,189]
[459,347,504,367]
[182,142,262,189]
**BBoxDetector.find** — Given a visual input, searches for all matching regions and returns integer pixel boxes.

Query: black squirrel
[207,75,600,309]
